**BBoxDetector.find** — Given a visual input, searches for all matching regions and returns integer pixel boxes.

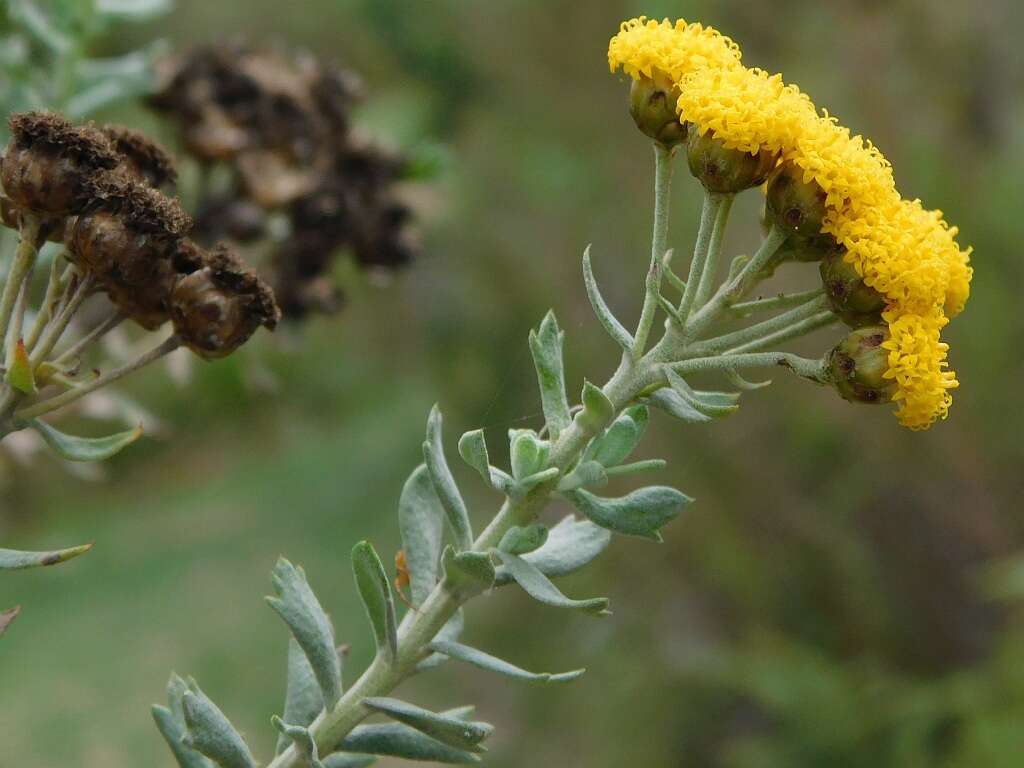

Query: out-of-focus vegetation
[2,1,1023,766]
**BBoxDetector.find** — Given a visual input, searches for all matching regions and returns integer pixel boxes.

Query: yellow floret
[882,308,958,429]
[608,17,742,84]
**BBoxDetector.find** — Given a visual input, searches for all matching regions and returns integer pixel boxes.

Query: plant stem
[632,143,674,359]
[726,311,838,354]
[29,273,94,366]
[13,334,180,422]
[667,351,828,383]
[691,294,829,354]
[53,310,125,365]
[0,219,41,358]
[730,287,824,317]
[692,194,734,310]
[25,255,70,352]
[676,191,722,322]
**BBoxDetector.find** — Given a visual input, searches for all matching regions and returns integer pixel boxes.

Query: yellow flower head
[882,308,958,429]
[608,17,742,85]
[676,66,817,156]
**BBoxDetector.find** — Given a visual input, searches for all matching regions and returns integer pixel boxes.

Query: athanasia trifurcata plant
[141,16,973,768]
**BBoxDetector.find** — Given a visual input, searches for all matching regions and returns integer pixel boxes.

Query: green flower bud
[686,130,777,194]
[820,250,886,327]
[827,326,896,405]
[765,162,828,238]
[628,75,686,147]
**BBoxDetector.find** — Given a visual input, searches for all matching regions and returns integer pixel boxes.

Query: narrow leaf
[266,558,343,708]
[528,311,572,437]
[181,679,257,768]
[441,547,495,600]
[397,465,445,605]
[30,418,143,462]
[6,339,36,394]
[153,705,215,768]
[582,246,633,350]
[1,606,21,637]
[275,638,325,755]
[645,388,712,424]
[0,542,92,570]
[498,524,548,555]
[492,549,609,616]
[584,405,648,467]
[352,541,399,661]
[272,717,324,768]
[563,486,690,542]
[417,609,466,671]
[556,460,607,492]
[361,697,492,752]
[338,723,481,764]
[515,466,560,493]
[665,369,739,417]
[423,406,473,550]
[428,640,584,684]
[575,380,615,433]
[495,515,611,586]
[726,367,772,390]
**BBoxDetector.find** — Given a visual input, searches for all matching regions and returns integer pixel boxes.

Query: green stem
[692,193,734,310]
[632,143,674,358]
[730,287,824,317]
[691,295,830,354]
[0,219,41,358]
[25,256,71,352]
[29,273,93,367]
[676,191,722,322]
[667,351,829,383]
[726,311,838,354]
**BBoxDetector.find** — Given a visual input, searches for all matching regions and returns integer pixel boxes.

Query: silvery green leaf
[726,368,772,390]
[497,524,548,555]
[7,0,72,54]
[428,640,584,684]
[582,245,633,351]
[361,697,492,753]
[181,679,257,768]
[664,369,739,417]
[30,418,143,461]
[494,515,612,586]
[528,311,572,438]
[556,460,607,492]
[0,542,92,570]
[275,639,325,755]
[272,717,324,768]
[423,406,473,551]
[514,466,560,493]
[338,723,480,764]
[508,429,549,481]
[562,486,690,542]
[398,465,445,605]
[321,755,375,768]
[584,405,649,467]
[266,558,343,707]
[153,695,215,768]
[645,388,711,424]
[416,608,466,671]
[457,429,493,487]
[492,550,609,616]
[441,547,494,600]
[604,459,667,478]
[95,0,173,23]
[351,541,399,662]
[575,380,615,433]
[0,606,20,638]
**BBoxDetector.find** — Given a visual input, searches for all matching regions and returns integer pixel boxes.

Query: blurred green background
[3,1,1024,766]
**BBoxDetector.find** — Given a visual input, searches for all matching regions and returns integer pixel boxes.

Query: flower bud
[628,75,686,147]
[103,259,178,330]
[101,124,178,189]
[1,112,118,216]
[686,129,777,194]
[820,250,886,327]
[765,162,828,238]
[170,245,280,359]
[827,326,895,405]
[70,174,191,285]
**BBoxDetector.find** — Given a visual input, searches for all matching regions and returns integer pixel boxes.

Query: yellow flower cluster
[608,18,973,429]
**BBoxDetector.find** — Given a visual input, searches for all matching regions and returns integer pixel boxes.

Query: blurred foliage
[2,0,1023,766]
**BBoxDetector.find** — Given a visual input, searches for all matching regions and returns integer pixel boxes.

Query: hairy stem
[677,191,723,322]
[692,193,734,310]
[0,219,41,357]
[632,143,674,358]
[691,294,830,354]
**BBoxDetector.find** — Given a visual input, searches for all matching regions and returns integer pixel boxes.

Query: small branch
[677,192,723,322]
[25,254,70,352]
[692,193,734,311]
[53,310,125,365]
[730,287,825,317]
[14,335,181,421]
[726,311,838,354]
[30,273,94,366]
[632,143,675,358]
[667,351,829,384]
[692,295,830,354]
[0,219,41,358]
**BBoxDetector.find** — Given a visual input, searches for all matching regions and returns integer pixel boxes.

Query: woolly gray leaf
[266,558,342,707]
[272,717,324,768]
[338,723,480,764]
[181,679,257,768]
[645,388,712,423]
[575,380,615,433]
[508,429,550,481]
[398,464,446,606]
[494,514,611,586]
[562,486,690,542]
[423,406,473,550]
[441,547,495,600]
[428,640,584,684]
[492,549,609,616]
[528,310,572,438]
[582,246,634,351]
[497,524,549,555]
[0,542,92,570]
[29,418,142,461]
[361,697,493,752]
[275,638,325,755]
[351,541,399,662]
[584,405,649,467]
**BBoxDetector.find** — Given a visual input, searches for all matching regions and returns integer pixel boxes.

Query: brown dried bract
[102,124,178,189]
[8,112,119,170]
[86,173,192,237]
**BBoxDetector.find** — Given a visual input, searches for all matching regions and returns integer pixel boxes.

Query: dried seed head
[827,326,896,405]
[71,173,191,285]
[170,244,280,358]
[194,196,267,243]
[104,258,179,330]
[101,124,178,189]
[1,112,118,215]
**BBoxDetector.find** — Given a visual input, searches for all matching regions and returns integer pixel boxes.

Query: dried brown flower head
[101,124,179,189]
[1,112,118,215]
